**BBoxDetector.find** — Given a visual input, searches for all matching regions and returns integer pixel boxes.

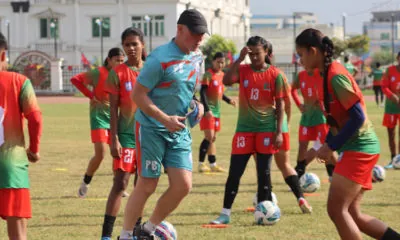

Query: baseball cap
[177,9,209,34]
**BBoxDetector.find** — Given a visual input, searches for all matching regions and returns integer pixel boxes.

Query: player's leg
[379,87,384,106]
[327,174,363,240]
[383,114,396,168]
[255,153,273,203]
[373,86,379,106]
[295,141,309,178]
[208,120,225,172]
[102,155,133,240]
[7,217,27,240]
[348,190,400,239]
[198,124,213,172]
[78,134,108,198]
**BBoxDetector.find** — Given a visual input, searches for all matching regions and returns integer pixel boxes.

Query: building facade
[363,10,400,55]
[0,0,251,66]
[251,13,343,63]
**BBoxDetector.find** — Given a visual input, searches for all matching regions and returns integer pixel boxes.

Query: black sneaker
[133,224,156,240]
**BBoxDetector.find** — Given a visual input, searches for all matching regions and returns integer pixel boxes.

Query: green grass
[1,99,400,240]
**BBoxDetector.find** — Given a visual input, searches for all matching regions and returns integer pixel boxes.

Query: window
[40,18,59,39]
[381,33,390,40]
[92,17,110,38]
[132,15,165,37]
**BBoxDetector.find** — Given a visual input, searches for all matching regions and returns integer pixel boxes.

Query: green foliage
[332,38,347,59]
[372,51,393,66]
[347,35,370,55]
[201,34,237,69]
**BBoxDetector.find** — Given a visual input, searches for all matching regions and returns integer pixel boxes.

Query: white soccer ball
[372,165,386,182]
[253,192,278,207]
[154,221,177,240]
[254,200,281,225]
[299,173,321,193]
[393,155,400,169]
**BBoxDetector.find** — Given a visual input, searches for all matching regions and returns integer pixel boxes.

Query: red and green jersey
[202,69,224,118]
[292,70,326,127]
[235,64,289,132]
[326,62,379,154]
[105,63,141,148]
[344,62,356,75]
[74,66,111,130]
[0,72,40,188]
[382,66,400,114]
[371,68,384,86]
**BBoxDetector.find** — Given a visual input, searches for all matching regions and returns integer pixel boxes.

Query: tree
[372,51,393,66]
[332,37,347,59]
[347,35,370,56]
[201,34,238,69]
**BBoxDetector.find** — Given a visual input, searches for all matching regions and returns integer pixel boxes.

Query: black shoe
[134,224,156,240]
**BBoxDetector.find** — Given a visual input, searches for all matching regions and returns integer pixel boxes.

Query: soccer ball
[254,200,281,225]
[252,192,278,207]
[299,173,321,193]
[372,165,386,182]
[154,221,177,240]
[393,155,400,169]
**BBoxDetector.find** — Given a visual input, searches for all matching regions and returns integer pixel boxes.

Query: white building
[251,13,343,63]
[0,0,251,66]
[363,10,400,55]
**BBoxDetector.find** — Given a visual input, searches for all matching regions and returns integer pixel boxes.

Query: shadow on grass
[30,222,100,228]
[367,202,400,207]
[32,196,77,200]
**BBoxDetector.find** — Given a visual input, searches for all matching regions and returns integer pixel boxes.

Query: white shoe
[122,191,129,198]
[78,182,89,198]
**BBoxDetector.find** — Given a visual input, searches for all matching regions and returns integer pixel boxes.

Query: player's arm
[353,66,359,77]
[20,80,42,162]
[132,56,186,132]
[274,73,288,148]
[200,72,211,113]
[284,96,291,123]
[290,74,302,110]
[70,72,94,99]
[223,47,249,86]
[105,70,122,159]
[381,68,398,103]
[324,75,364,151]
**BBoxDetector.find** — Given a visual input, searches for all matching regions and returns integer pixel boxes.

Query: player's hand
[316,143,332,163]
[196,102,204,121]
[230,99,237,107]
[299,104,305,113]
[205,111,213,119]
[274,132,283,149]
[27,150,40,163]
[110,138,122,159]
[239,47,250,62]
[163,115,186,133]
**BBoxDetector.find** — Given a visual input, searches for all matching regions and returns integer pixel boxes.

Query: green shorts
[136,122,193,178]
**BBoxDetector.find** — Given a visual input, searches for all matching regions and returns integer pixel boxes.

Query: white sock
[143,221,157,234]
[210,163,217,167]
[221,208,231,216]
[119,229,133,240]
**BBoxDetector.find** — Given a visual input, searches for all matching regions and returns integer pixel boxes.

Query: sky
[250,0,400,33]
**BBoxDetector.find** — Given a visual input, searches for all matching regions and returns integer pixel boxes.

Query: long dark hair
[0,32,7,50]
[103,47,124,67]
[213,52,225,60]
[246,36,272,64]
[296,28,336,125]
[121,27,147,61]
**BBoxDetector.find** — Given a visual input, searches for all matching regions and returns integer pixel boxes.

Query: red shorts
[200,117,221,132]
[231,132,289,154]
[113,148,137,173]
[0,188,31,219]
[382,113,400,128]
[91,129,110,144]
[298,124,329,142]
[334,151,379,190]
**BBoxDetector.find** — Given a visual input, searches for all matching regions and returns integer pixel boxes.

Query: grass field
[1,96,400,240]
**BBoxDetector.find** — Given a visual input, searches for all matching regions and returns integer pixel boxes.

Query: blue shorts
[136,122,193,178]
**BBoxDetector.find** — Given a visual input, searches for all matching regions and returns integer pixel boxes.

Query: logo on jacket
[244,80,249,88]
[125,82,132,91]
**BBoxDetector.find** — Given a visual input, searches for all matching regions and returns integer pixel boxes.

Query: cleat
[298,197,312,214]
[198,163,211,173]
[78,182,89,198]
[210,164,226,172]
[210,213,230,225]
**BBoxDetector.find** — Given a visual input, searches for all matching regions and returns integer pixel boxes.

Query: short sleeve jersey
[135,40,203,130]
[382,65,400,114]
[0,72,40,188]
[326,62,379,154]
[372,68,384,86]
[235,64,289,133]
[201,68,224,118]
[292,70,326,127]
[105,63,141,148]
